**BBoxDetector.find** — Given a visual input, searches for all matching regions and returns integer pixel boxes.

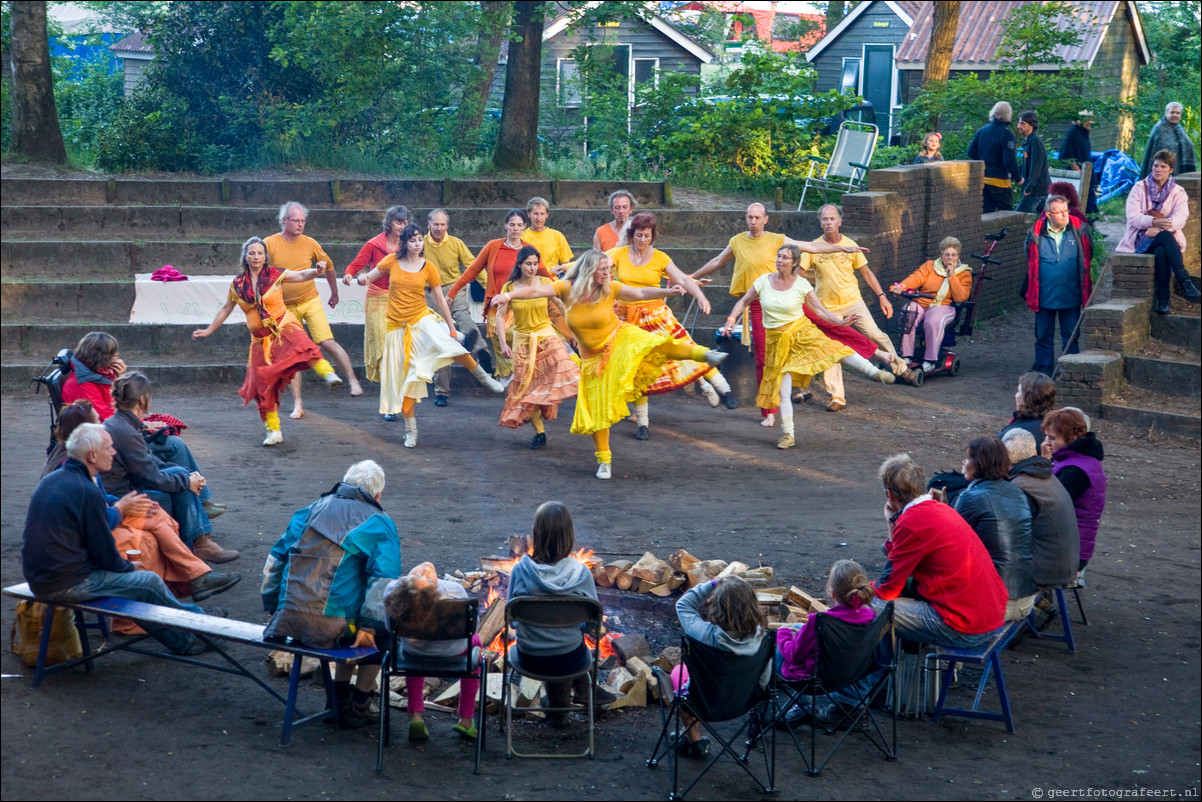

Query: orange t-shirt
[263,233,334,305]
[378,256,440,330]
[595,224,621,252]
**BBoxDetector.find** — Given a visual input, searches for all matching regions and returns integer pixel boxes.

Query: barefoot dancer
[357,224,504,448]
[494,250,728,479]
[611,212,737,441]
[721,245,896,449]
[494,246,580,450]
[193,237,328,447]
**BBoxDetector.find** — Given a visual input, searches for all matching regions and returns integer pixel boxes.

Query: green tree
[1134,1,1201,149]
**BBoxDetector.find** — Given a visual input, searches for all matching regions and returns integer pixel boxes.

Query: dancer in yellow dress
[494,245,580,450]
[494,250,729,479]
[721,245,896,449]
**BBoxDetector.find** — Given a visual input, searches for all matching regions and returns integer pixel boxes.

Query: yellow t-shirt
[553,279,623,355]
[522,228,574,268]
[378,256,439,330]
[264,233,334,305]
[800,235,869,312]
[729,232,786,297]
[610,246,672,307]
[423,234,477,286]
[504,277,556,334]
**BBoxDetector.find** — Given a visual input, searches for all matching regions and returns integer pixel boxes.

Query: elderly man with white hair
[21,423,215,655]
[968,101,1021,213]
[1004,429,1080,592]
[1141,102,1197,178]
[262,459,401,729]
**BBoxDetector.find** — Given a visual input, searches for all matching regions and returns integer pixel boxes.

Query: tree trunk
[494,0,545,173]
[454,0,512,157]
[921,0,960,131]
[9,0,66,163]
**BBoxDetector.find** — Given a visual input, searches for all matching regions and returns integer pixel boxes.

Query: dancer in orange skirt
[610,212,737,440]
[494,245,580,449]
[193,237,330,446]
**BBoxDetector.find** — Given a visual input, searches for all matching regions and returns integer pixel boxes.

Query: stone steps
[1123,355,1201,399]
[1150,312,1201,353]
[1102,385,1201,439]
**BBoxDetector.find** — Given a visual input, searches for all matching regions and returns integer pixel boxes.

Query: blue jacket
[261,482,401,647]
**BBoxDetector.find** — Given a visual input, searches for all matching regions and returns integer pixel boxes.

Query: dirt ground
[2,309,1199,801]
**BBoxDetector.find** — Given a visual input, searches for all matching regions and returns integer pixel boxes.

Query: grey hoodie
[507,554,598,656]
[675,581,765,657]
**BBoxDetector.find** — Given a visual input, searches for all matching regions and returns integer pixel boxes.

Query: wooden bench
[3,582,376,747]
[924,620,1025,733]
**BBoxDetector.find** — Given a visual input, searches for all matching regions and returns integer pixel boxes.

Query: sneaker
[699,382,720,408]
[434,395,449,407]
[703,349,729,368]
[382,413,397,422]
[874,369,896,385]
[721,391,740,410]
[777,433,795,450]
[1175,277,1202,303]
[483,376,505,393]
[336,696,369,729]
[324,372,344,390]
[189,570,242,601]
[452,722,478,740]
[791,391,812,404]
[634,425,650,441]
[826,400,846,412]
[262,430,284,447]
[352,694,380,724]
[403,431,417,449]
[782,702,811,727]
[528,432,547,450]
[408,718,430,741]
[201,500,226,518]
[596,462,612,480]
[922,361,937,373]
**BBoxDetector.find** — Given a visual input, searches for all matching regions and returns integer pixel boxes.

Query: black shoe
[791,391,812,404]
[335,695,369,729]
[204,605,229,618]
[189,570,242,602]
[1156,301,1171,315]
[634,425,649,440]
[1174,278,1202,303]
[721,391,740,410]
[434,395,449,407]
[175,635,211,656]
[528,432,547,450]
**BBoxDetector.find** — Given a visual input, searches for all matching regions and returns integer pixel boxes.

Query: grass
[1098,195,1127,223]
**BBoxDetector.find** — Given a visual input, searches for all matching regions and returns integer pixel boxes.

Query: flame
[584,632,622,661]
[485,585,501,607]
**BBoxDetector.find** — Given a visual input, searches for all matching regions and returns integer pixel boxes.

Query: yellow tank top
[504,277,556,333]
[553,279,624,355]
[611,246,672,308]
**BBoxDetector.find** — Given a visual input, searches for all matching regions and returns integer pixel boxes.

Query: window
[840,58,860,95]
[557,59,582,108]
[634,58,658,87]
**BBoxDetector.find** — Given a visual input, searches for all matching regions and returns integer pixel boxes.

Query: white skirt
[379,314,467,413]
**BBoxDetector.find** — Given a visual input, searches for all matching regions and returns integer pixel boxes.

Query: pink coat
[1117,180,1189,254]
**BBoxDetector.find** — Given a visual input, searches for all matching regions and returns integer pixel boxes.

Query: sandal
[452,722,478,740]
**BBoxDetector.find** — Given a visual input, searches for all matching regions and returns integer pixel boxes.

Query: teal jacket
[261,482,401,647]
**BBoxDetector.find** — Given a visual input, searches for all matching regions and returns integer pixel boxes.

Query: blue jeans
[1033,306,1081,374]
[142,466,212,547]
[873,598,1000,651]
[42,569,203,653]
[148,435,212,504]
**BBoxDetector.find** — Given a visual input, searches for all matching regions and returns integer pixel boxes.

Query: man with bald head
[693,203,866,425]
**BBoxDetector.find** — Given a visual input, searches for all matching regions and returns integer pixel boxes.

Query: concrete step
[0,177,667,210]
[1102,400,1201,439]
[1,281,134,323]
[1150,312,1201,353]
[1123,355,1201,399]
[0,205,817,247]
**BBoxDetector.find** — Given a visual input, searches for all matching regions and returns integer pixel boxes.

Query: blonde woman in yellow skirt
[494,249,728,479]
[494,245,580,450]
[721,245,896,449]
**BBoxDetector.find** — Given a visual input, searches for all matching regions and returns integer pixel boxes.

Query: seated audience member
[102,372,238,563]
[1041,409,1107,587]
[999,371,1056,441]
[872,454,1008,649]
[21,423,217,655]
[262,460,401,729]
[1003,429,1080,592]
[43,400,240,621]
[949,437,1038,621]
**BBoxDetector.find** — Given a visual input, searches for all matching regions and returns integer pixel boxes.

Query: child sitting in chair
[384,562,481,741]
[673,575,768,757]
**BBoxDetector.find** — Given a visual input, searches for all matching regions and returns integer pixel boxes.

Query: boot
[192,534,240,563]
[201,499,226,518]
[189,570,242,601]
[334,685,368,729]
[1175,277,1201,303]
[572,674,618,708]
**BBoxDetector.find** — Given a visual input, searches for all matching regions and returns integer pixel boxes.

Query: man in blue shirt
[1023,196,1093,375]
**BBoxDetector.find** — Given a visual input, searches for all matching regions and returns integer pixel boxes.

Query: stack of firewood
[593,548,775,597]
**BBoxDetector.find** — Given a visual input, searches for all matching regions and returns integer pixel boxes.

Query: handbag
[9,600,85,668]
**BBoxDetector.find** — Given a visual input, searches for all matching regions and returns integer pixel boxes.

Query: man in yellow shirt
[802,204,907,411]
[692,202,866,426]
[522,197,574,274]
[423,208,482,405]
[265,202,362,419]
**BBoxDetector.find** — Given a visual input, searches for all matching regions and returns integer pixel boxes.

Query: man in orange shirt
[592,189,635,252]
[265,202,363,419]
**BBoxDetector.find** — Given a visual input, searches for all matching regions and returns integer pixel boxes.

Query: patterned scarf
[231,266,284,323]
[1145,173,1176,210]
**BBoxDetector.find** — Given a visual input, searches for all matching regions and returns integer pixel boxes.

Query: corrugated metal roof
[109,31,153,56]
[895,1,1122,68]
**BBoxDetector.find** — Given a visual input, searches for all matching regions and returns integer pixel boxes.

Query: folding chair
[773,601,898,776]
[377,597,486,773]
[646,635,776,800]
[502,596,603,759]
[798,120,879,209]
[31,348,73,455]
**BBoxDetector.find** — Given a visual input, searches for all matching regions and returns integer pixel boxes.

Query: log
[476,597,507,647]
[648,583,673,597]
[665,573,686,591]
[755,590,786,605]
[605,666,635,693]
[516,677,544,708]
[607,672,647,709]
[433,680,461,705]
[615,571,635,591]
[654,645,682,670]
[668,548,700,574]
[740,567,774,587]
[266,650,320,678]
[686,559,727,588]
[481,556,516,573]
[603,559,633,587]
[631,551,669,583]
[787,586,823,610]
[716,561,749,579]
[507,533,531,558]
[592,563,614,588]
[612,633,650,665]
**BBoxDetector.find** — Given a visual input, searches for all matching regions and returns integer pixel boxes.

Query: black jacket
[954,478,1037,599]
[1009,456,1080,587]
[1021,132,1049,196]
[101,409,189,497]
[968,119,1020,181]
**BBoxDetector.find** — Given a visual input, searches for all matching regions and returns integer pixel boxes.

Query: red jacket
[874,499,1008,635]
[1024,213,1092,312]
[61,369,115,420]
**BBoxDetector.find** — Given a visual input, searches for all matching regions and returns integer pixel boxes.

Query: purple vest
[1052,447,1106,561]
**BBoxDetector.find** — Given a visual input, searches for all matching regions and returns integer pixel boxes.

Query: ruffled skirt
[380,313,467,413]
[238,321,322,419]
[571,324,671,435]
[499,334,580,428]
[755,318,853,409]
[619,303,709,395]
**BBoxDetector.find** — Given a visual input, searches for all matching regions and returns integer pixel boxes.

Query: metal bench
[925,620,1025,733]
[3,582,376,747]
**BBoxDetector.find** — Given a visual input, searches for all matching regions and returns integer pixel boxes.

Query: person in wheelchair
[890,237,973,374]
